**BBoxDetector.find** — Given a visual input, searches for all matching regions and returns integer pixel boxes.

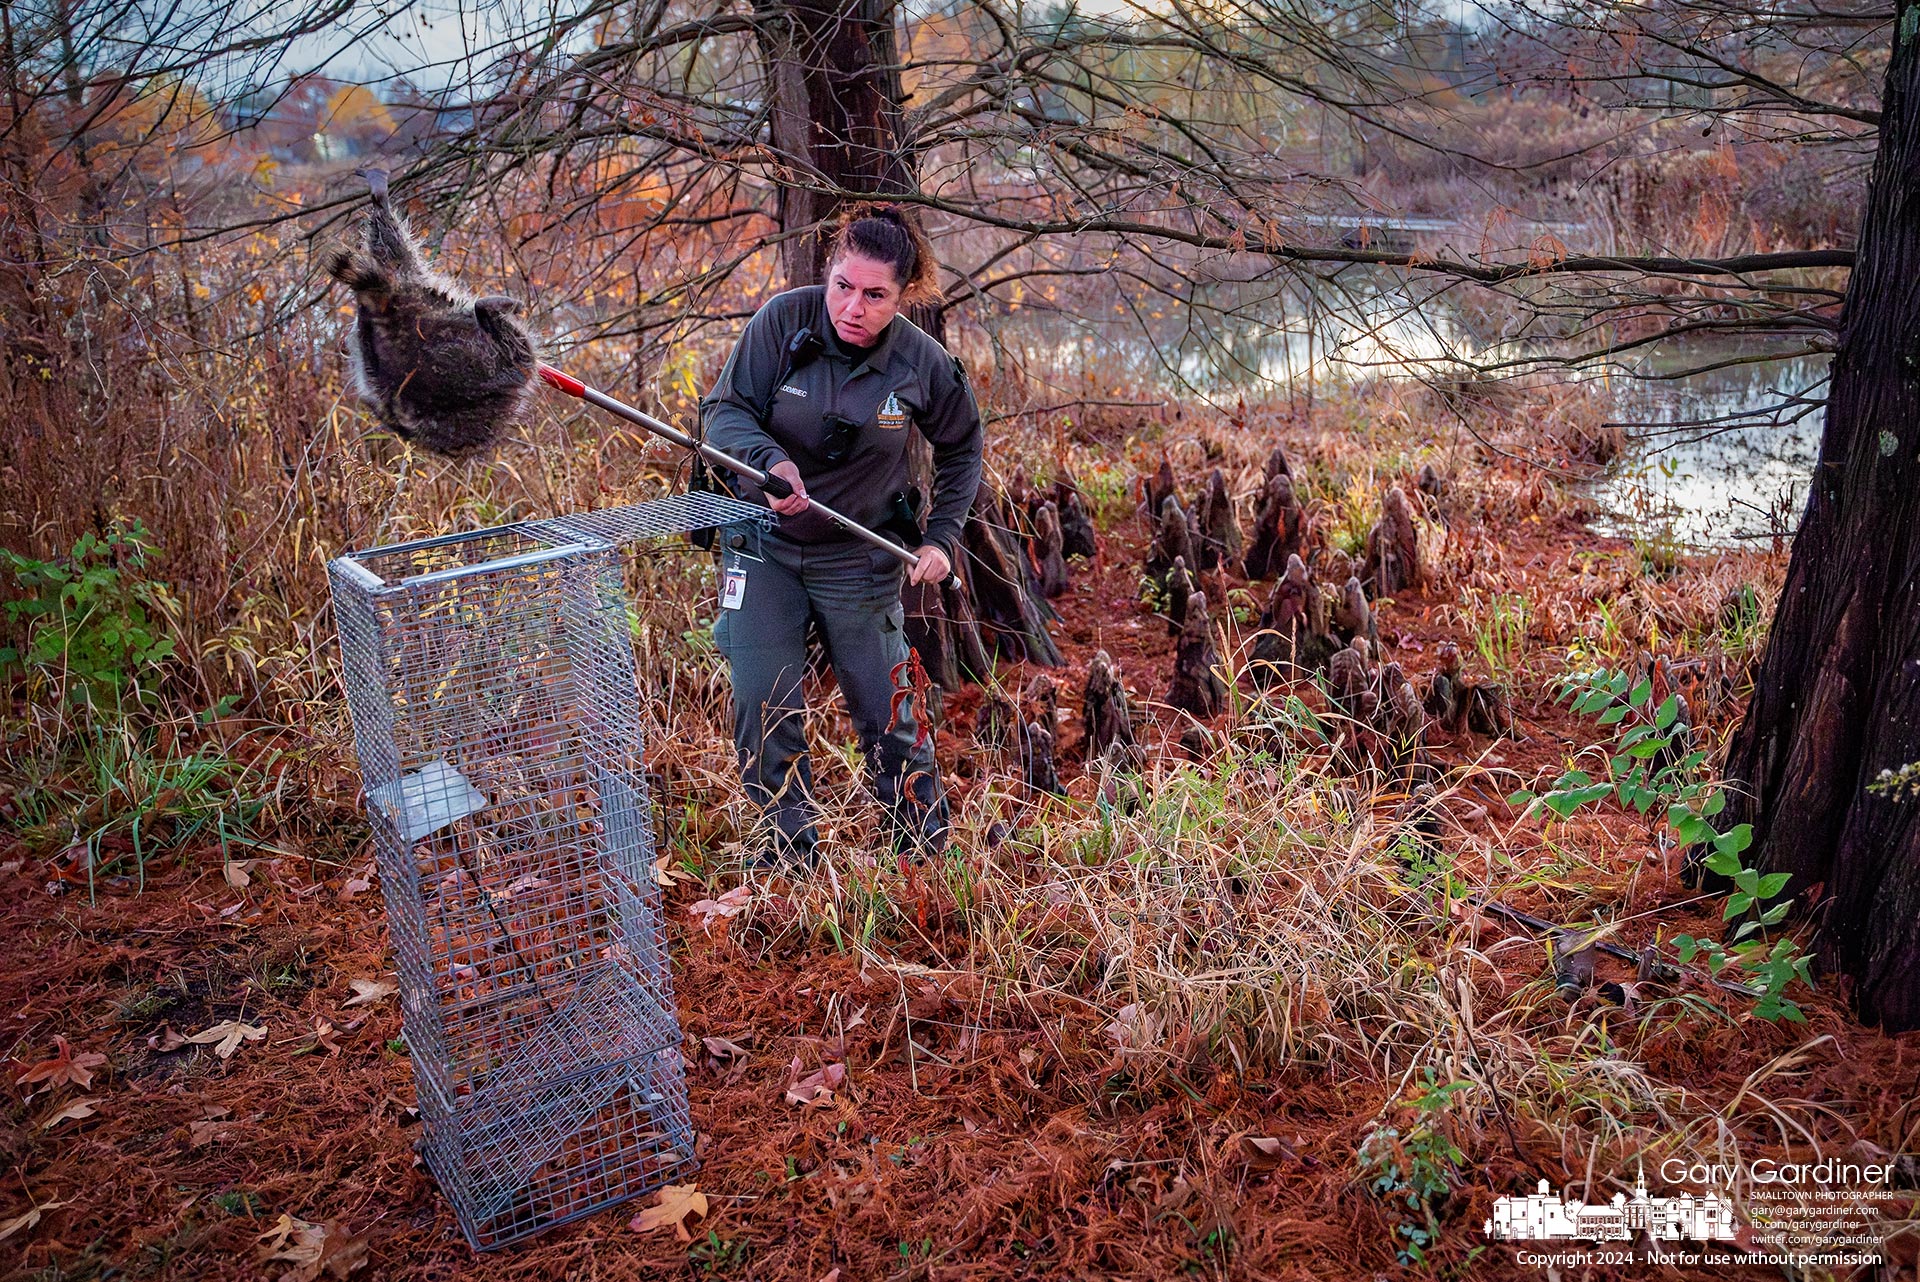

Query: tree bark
[1722,2,1920,1032]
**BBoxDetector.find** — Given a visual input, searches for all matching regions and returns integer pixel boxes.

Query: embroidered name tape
[779,384,807,397]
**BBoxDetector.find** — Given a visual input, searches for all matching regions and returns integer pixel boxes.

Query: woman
[699,205,984,867]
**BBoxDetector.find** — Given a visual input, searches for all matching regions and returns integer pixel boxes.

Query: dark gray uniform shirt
[700,286,984,558]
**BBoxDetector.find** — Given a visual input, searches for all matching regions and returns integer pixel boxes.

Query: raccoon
[324,169,537,455]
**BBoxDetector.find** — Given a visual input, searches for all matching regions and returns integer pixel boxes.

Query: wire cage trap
[328,492,769,1249]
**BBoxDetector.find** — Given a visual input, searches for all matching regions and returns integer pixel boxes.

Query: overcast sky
[202,0,561,94]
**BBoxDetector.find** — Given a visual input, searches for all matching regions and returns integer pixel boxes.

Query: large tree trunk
[756,0,1059,689]
[1722,5,1920,1032]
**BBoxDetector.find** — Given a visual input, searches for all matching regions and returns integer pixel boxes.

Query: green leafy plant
[1357,1068,1469,1267]
[1,520,178,711]
[1510,667,1813,1022]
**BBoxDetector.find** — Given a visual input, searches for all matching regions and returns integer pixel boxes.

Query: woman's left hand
[908,544,952,586]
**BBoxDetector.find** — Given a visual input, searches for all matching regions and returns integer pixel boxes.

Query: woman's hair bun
[825,201,939,304]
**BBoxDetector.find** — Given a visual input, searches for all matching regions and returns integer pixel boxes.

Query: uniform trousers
[713,531,948,860]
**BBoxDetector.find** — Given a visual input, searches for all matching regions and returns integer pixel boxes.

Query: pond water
[971,274,1829,549]
[1583,348,1827,548]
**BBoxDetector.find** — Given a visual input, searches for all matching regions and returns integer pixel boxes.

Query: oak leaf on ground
[701,1035,751,1061]
[342,979,397,1008]
[628,1183,707,1241]
[0,1200,68,1243]
[187,1020,267,1059]
[41,1097,99,1130]
[256,1213,369,1281]
[784,1059,845,1108]
[1232,1133,1298,1171]
[687,885,752,932]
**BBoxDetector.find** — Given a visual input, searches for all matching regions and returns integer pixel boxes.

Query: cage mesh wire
[328,495,768,1249]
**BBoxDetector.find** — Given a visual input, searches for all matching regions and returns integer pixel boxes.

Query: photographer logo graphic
[1485,1169,1737,1243]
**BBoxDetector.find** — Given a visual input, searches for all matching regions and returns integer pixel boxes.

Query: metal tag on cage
[720,565,747,610]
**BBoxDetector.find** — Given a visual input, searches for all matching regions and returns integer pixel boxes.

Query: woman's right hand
[766,460,811,516]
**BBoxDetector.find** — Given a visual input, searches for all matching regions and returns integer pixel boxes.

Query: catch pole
[538,365,961,591]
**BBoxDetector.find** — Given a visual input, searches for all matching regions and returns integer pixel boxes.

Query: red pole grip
[538,364,586,397]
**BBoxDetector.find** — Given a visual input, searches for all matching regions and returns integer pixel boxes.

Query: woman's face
[825,251,903,347]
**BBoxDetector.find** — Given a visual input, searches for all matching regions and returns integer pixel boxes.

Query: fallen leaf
[257,1212,312,1256]
[257,1214,368,1282]
[313,1019,342,1056]
[628,1183,708,1242]
[187,1020,267,1059]
[342,979,397,1008]
[147,1024,187,1052]
[1104,1003,1162,1053]
[313,1224,369,1280]
[41,1097,100,1130]
[687,884,752,932]
[189,1118,238,1146]
[16,1036,108,1092]
[340,865,374,899]
[1234,1133,1297,1171]
[784,1058,846,1108]
[223,860,253,889]
[503,873,548,898]
[0,1200,67,1243]
[702,1036,751,1061]
[259,1212,326,1274]
[652,854,694,888]
[1156,1174,1197,1213]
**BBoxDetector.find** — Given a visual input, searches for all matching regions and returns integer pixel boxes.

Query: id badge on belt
[721,564,748,610]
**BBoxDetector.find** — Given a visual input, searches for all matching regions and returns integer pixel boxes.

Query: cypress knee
[1244,472,1304,581]
[1170,589,1227,717]
[1146,494,1198,593]
[1032,500,1071,598]
[1082,649,1145,771]
[1053,476,1098,560]
[1194,468,1242,573]
[962,491,1063,667]
[1363,487,1421,596]
[1166,555,1194,636]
